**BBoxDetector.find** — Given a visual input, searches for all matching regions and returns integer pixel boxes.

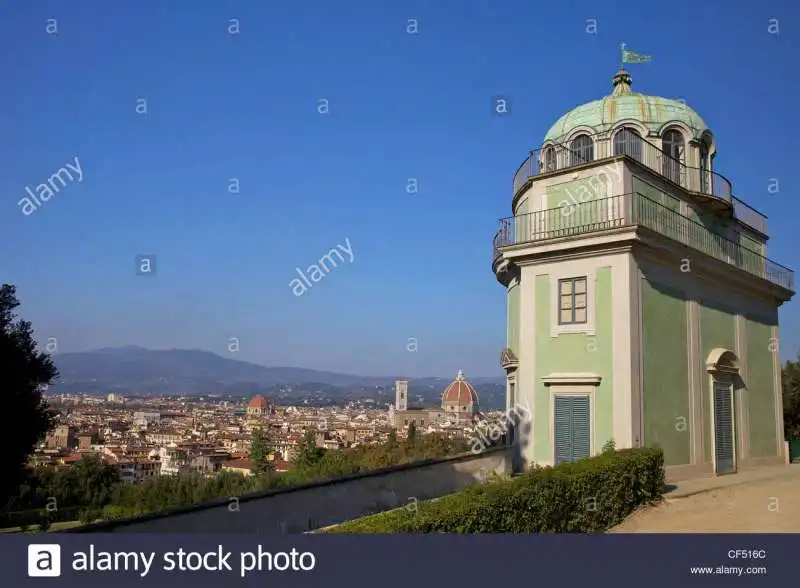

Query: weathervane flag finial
[621,44,652,65]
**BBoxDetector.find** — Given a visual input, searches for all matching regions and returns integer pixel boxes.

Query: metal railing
[511,130,768,236]
[492,193,793,291]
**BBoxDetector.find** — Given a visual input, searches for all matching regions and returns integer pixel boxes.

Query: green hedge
[0,505,83,529]
[326,447,664,533]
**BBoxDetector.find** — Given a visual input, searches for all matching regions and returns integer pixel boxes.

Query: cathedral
[389,370,481,430]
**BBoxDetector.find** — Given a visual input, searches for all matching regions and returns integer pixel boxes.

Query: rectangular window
[557,277,588,325]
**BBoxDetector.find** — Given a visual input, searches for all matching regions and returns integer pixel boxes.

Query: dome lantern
[611,68,633,96]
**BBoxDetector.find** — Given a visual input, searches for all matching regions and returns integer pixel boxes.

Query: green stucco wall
[516,198,529,242]
[641,278,690,466]
[507,282,520,355]
[739,233,766,276]
[533,268,613,462]
[546,177,612,231]
[632,176,680,212]
[698,298,736,463]
[746,315,778,457]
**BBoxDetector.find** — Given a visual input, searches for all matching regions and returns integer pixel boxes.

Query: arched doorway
[705,349,740,475]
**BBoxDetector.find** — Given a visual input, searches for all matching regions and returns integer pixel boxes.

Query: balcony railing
[512,130,768,235]
[492,193,794,291]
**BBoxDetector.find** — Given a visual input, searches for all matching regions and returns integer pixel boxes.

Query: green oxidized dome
[543,69,708,143]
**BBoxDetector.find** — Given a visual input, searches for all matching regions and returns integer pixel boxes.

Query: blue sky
[1,0,798,377]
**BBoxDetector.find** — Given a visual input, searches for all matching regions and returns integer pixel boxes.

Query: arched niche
[705,348,740,375]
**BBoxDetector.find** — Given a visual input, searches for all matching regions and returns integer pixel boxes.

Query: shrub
[37,512,52,532]
[79,509,100,525]
[326,446,664,533]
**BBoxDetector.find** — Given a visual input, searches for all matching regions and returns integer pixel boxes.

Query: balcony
[492,193,794,291]
[511,131,768,236]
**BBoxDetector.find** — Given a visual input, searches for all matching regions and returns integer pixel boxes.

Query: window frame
[661,129,685,185]
[699,141,709,194]
[557,277,588,325]
[569,134,594,166]
[543,147,557,172]
[612,127,643,161]
[550,270,596,337]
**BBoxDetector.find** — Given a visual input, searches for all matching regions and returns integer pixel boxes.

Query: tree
[249,429,268,475]
[782,357,800,440]
[294,431,323,470]
[406,421,417,443]
[387,429,398,449]
[68,455,120,509]
[0,285,58,508]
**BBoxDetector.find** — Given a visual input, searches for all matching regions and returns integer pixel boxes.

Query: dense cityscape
[36,375,506,485]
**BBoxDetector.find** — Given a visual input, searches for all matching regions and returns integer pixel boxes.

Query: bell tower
[395,380,408,411]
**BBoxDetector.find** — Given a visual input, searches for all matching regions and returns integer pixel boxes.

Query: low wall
[67,446,511,533]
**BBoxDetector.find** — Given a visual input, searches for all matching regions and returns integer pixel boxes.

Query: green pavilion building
[493,67,795,480]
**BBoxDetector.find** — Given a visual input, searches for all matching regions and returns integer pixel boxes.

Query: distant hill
[49,346,506,408]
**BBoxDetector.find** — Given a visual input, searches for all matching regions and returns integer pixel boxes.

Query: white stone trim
[609,120,649,145]
[549,385,597,464]
[505,228,638,261]
[506,374,517,411]
[629,258,643,447]
[518,267,536,465]
[550,268,596,337]
[542,373,601,385]
[563,126,599,145]
[612,252,633,448]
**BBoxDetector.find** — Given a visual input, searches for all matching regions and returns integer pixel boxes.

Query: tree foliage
[406,421,417,443]
[3,432,469,526]
[0,284,58,508]
[782,356,800,439]
[249,429,271,475]
[293,431,324,471]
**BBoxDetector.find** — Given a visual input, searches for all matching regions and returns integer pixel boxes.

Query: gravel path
[612,468,800,532]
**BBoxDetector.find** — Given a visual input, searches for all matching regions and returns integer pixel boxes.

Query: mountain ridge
[49,347,505,399]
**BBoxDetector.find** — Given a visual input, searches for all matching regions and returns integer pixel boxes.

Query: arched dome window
[699,141,710,193]
[613,127,642,161]
[543,147,556,172]
[570,134,594,166]
[662,129,685,185]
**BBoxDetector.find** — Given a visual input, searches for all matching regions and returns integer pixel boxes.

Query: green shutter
[554,395,591,464]
[713,382,735,474]
[554,396,572,465]
[571,396,591,460]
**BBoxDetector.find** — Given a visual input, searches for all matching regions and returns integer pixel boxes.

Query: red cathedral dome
[248,395,268,409]
[441,370,479,406]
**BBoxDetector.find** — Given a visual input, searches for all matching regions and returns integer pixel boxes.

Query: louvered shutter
[571,395,591,460]
[713,382,735,474]
[554,396,572,465]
